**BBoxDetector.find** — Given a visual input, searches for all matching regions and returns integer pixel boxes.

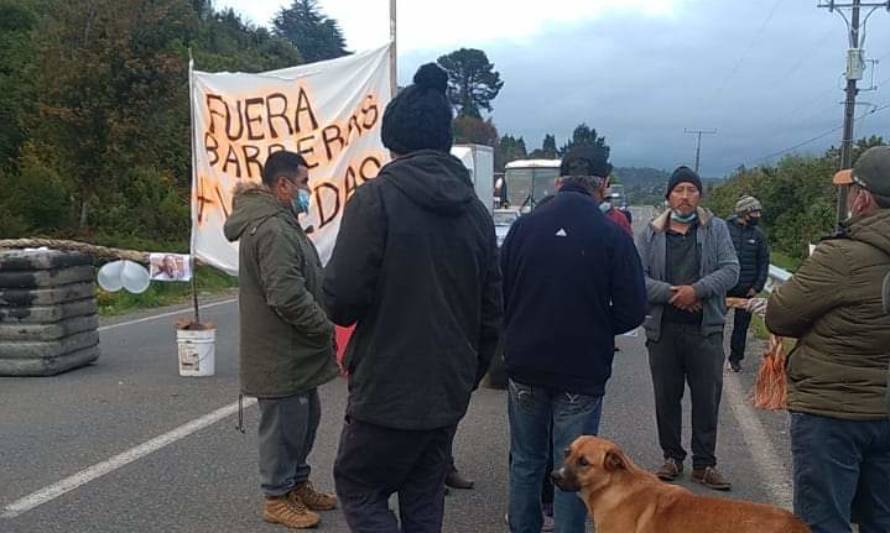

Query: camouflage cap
[852,146,890,197]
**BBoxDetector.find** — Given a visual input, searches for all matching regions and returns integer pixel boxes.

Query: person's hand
[746,297,768,316]
[670,285,699,311]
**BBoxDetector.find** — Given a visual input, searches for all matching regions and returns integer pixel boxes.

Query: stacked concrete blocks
[0,250,100,376]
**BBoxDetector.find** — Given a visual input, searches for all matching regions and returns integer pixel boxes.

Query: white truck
[451,144,495,213]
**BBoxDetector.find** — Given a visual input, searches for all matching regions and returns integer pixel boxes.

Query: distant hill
[612,167,670,205]
[613,167,722,205]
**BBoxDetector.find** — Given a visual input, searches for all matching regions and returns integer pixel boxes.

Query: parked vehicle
[503,159,561,211]
[451,144,496,213]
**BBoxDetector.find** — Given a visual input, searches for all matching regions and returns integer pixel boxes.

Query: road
[0,207,795,532]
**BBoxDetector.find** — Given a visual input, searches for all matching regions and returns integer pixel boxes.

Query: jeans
[791,412,890,533]
[334,417,456,533]
[508,379,603,533]
[729,308,753,364]
[257,389,321,497]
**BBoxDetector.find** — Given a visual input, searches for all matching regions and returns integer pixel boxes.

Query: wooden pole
[389,0,397,99]
[188,48,201,325]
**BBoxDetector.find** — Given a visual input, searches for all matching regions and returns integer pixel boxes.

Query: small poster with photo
[149,253,192,282]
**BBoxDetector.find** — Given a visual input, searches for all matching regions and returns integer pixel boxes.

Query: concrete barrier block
[0,283,96,307]
[0,345,100,376]
[0,266,95,290]
[0,299,98,324]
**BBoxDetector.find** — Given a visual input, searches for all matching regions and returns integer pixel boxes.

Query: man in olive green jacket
[224,151,339,530]
[766,146,890,533]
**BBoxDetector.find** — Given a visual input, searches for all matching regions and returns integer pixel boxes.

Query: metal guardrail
[765,264,793,294]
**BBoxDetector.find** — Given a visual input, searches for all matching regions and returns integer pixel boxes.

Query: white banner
[190,44,392,274]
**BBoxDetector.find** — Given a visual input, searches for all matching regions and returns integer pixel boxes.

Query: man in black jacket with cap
[324,63,502,533]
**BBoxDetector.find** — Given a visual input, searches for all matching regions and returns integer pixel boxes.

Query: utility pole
[389,0,398,99]
[818,0,889,227]
[684,129,717,174]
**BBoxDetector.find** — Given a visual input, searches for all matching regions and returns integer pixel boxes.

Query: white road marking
[724,373,793,510]
[1,398,257,519]
[97,298,237,332]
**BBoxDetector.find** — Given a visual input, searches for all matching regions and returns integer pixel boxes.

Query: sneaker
[692,466,732,491]
[445,467,475,490]
[263,496,320,529]
[291,481,337,511]
[655,458,683,481]
[729,360,742,373]
[541,505,556,533]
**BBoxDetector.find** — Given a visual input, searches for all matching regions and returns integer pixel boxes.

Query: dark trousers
[791,412,890,533]
[647,321,725,469]
[257,389,321,497]
[334,417,457,533]
[729,308,753,364]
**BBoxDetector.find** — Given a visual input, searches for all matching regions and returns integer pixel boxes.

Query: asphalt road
[0,207,795,532]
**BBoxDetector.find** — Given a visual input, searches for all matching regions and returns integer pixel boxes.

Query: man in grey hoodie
[636,166,739,491]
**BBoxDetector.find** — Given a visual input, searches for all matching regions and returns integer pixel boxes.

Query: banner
[190,44,392,274]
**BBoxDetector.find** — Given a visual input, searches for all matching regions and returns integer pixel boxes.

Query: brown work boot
[655,457,683,481]
[263,495,320,529]
[290,481,337,511]
[692,466,732,491]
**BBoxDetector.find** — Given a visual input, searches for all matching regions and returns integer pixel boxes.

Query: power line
[752,102,890,164]
[712,0,784,103]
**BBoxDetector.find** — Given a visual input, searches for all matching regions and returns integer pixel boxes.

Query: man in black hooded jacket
[324,63,502,533]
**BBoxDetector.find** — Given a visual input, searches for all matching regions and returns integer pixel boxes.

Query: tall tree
[496,134,527,170]
[453,116,499,147]
[560,123,610,161]
[0,0,40,170]
[437,48,503,118]
[273,0,347,63]
[529,134,558,159]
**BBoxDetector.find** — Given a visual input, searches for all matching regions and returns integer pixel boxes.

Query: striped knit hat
[735,195,762,215]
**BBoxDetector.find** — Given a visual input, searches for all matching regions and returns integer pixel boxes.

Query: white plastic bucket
[176,327,216,377]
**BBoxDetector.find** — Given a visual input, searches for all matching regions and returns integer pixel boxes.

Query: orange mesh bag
[725,297,787,410]
[752,334,788,410]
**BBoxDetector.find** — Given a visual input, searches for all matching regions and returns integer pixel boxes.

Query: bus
[501,159,562,210]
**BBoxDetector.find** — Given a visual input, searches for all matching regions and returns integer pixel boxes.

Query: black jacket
[500,184,646,396]
[324,150,502,431]
[727,215,770,296]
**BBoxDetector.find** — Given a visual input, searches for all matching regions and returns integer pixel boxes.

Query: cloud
[216,0,890,177]
[217,0,685,52]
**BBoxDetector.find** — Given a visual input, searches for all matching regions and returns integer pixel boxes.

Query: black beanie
[381,63,453,154]
[666,166,703,197]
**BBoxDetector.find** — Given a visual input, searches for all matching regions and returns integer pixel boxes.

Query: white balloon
[97,260,125,292]
[121,260,151,294]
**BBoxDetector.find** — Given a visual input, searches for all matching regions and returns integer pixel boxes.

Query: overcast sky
[216,0,890,177]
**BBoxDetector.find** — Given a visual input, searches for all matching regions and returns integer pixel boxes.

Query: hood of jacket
[223,182,291,242]
[650,206,715,232]
[381,149,475,216]
[846,209,890,257]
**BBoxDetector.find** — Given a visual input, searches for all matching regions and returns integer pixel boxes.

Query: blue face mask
[599,201,612,214]
[292,188,311,214]
[670,209,698,224]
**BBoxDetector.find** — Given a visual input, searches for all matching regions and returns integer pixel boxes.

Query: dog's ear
[603,450,627,472]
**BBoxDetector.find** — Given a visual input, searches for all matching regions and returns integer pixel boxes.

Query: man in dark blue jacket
[726,195,769,372]
[501,146,647,533]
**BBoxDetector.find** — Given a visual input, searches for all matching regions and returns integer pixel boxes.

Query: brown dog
[551,436,809,533]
